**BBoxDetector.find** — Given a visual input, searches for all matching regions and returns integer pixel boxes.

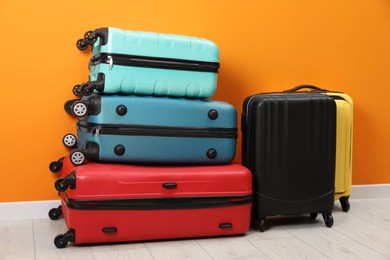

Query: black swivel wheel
[48,206,62,220]
[54,234,68,248]
[55,178,68,192]
[64,99,77,115]
[82,83,95,96]
[49,158,63,173]
[76,39,88,50]
[322,212,334,228]
[54,229,75,249]
[340,196,350,212]
[73,85,83,97]
[309,213,318,219]
[84,30,97,44]
[258,218,266,232]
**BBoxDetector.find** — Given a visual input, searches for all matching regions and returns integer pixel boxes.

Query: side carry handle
[162,182,177,189]
[283,84,329,93]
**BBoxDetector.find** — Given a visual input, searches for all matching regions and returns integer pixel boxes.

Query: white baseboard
[0,200,61,221]
[0,184,389,221]
[351,184,390,200]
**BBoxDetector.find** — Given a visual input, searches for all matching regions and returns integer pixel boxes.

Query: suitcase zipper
[78,122,237,138]
[63,194,252,210]
[89,52,220,73]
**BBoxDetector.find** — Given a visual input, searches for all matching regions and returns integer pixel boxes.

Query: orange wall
[1,0,389,202]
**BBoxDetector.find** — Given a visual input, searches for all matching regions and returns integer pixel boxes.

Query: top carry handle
[283,84,329,93]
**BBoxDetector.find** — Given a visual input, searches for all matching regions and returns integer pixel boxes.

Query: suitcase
[241,87,337,231]
[328,92,353,212]
[63,94,237,166]
[285,85,353,212]
[48,157,252,248]
[74,27,219,99]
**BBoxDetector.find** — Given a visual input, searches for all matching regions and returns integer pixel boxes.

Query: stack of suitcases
[48,27,354,249]
[48,27,253,248]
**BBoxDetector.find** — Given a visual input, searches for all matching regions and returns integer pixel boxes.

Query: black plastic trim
[102,227,117,233]
[77,121,237,139]
[219,223,233,229]
[162,182,177,189]
[89,52,220,73]
[85,142,100,161]
[96,28,108,46]
[62,194,252,211]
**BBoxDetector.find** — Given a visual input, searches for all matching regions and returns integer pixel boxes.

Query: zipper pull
[107,55,113,69]
[92,126,101,135]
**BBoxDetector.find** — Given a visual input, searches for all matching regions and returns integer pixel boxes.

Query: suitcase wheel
[72,101,88,118]
[76,39,88,51]
[84,30,97,44]
[81,82,96,96]
[309,213,318,219]
[55,178,68,192]
[49,158,63,173]
[64,99,77,115]
[339,196,350,212]
[54,229,75,249]
[257,218,266,232]
[70,149,86,166]
[55,172,76,192]
[48,205,62,221]
[322,212,334,228]
[72,84,83,97]
[62,133,78,148]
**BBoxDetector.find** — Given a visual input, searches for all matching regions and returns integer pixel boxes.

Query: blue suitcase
[63,94,237,166]
[74,27,219,99]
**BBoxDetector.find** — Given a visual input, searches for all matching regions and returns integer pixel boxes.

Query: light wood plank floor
[1,198,390,260]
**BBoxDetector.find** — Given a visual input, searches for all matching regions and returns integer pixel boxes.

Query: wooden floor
[1,198,390,260]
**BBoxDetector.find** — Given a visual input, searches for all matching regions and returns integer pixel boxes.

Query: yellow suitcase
[285,85,353,212]
[326,92,353,212]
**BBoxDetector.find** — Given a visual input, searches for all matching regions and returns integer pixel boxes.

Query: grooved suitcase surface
[74,94,237,165]
[82,94,236,128]
[242,93,336,217]
[86,27,219,98]
[327,93,353,198]
[57,158,252,244]
[92,27,219,62]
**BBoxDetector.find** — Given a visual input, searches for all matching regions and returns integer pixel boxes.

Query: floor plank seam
[332,225,389,258]
[246,239,273,260]
[194,240,216,260]
[289,231,333,260]
[143,242,156,260]
[31,219,37,260]
[346,207,390,232]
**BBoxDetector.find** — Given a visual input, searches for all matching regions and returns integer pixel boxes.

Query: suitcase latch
[107,55,113,69]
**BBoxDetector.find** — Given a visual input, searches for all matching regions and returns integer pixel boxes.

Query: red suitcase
[49,157,252,248]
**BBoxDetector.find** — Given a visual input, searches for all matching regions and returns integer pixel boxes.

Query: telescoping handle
[283,84,329,93]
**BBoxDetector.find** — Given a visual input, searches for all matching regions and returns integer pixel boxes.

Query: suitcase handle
[284,84,329,93]
[162,182,177,189]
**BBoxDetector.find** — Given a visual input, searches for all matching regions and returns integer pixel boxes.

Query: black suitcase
[241,86,337,231]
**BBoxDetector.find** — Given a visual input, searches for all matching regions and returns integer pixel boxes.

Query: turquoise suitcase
[75,27,219,98]
[63,94,237,166]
